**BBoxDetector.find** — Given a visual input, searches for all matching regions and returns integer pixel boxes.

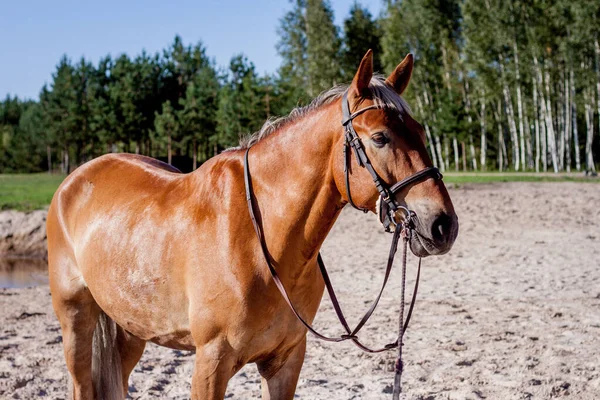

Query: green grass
[0,173,66,212]
[443,173,600,184]
[0,171,597,212]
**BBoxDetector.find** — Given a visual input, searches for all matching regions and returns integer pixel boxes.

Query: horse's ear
[349,49,374,100]
[385,53,414,95]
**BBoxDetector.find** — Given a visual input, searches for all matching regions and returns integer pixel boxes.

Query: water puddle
[0,258,48,288]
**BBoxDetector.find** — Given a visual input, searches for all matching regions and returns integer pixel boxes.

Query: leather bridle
[341,90,442,231]
[243,90,444,397]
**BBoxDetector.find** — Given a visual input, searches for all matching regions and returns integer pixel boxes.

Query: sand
[1,182,599,399]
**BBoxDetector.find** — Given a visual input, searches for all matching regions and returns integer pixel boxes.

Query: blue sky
[0,0,383,100]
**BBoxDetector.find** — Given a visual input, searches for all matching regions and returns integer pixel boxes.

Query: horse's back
[47,153,185,270]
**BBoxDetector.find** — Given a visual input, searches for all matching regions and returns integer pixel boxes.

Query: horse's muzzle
[409,210,459,257]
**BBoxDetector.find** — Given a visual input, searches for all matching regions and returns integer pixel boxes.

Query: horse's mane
[228,75,411,151]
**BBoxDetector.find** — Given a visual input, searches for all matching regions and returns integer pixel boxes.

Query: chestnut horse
[47,51,458,400]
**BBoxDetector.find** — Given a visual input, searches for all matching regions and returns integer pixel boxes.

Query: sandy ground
[1,182,600,399]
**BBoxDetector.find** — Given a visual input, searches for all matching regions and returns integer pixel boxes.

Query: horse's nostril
[431,213,452,243]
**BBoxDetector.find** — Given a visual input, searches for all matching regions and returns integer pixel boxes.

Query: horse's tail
[92,311,124,400]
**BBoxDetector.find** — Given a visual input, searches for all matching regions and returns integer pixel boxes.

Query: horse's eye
[371,133,389,148]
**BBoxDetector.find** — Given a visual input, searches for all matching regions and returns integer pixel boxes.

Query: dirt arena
[1,182,599,399]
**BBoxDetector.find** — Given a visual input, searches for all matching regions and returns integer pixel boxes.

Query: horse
[47,50,458,400]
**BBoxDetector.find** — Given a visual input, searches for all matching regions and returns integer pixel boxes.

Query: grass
[0,171,597,211]
[0,173,66,212]
[443,172,599,184]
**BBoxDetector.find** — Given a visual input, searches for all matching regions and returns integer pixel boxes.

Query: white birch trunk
[462,78,478,170]
[453,137,459,172]
[564,68,571,172]
[434,134,445,172]
[534,56,555,172]
[500,60,519,170]
[524,113,533,170]
[571,68,581,171]
[584,88,597,172]
[513,41,526,170]
[416,93,438,167]
[595,38,600,171]
[544,66,559,172]
[493,102,507,172]
[444,138,450,172]
[479,96,487,170]
[533,78,540,172]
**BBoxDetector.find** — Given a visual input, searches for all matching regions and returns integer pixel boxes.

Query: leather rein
[243,90,442,397]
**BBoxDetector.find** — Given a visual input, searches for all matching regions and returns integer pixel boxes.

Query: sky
[0,0,383,101]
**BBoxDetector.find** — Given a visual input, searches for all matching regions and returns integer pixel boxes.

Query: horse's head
[333,50,458,257]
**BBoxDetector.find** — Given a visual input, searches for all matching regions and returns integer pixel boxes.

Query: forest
[1,0,599,174]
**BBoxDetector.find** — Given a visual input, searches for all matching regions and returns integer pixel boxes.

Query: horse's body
[47,52,458,399]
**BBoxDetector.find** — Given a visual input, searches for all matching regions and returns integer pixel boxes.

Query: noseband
[244,90,444,398]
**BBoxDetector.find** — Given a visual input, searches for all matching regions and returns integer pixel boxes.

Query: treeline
[1,0,599,174]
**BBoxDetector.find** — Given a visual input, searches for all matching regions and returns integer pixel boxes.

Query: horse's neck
[248,105,344,268]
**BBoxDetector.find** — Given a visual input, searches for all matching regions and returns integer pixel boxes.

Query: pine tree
[305,0,342,96]
[178,64,220,169]
[154,101,179,165]
[216,55,268,150]
[341,3,383,80]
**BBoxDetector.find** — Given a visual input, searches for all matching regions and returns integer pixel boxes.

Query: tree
[178,65,220,169]
[342,3,383,80]
[276,0,309,107]
[40,56,79,173]
[305,0,342,96]
[154,101,179,165]
[216,55,269,150]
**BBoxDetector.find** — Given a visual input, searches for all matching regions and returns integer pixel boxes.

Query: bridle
[341,90,442,231]
[244,90,443,398]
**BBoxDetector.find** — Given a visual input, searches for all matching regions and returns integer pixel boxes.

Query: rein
[243,90,443,398]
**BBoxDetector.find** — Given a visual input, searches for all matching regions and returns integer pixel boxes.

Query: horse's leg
[116,327,146,396]
[257,338,306,400]
[190,341,237,400]
[51,285,101,399]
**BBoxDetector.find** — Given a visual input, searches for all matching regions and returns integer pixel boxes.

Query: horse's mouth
[409,229,450,257]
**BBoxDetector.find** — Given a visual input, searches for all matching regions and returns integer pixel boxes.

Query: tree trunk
[453,138,459,172]
[584,89,596,173]
[533,78,540,172]
[513,41,526,170]
[462,78,478,170]
[595,38,600,168]
[46,145,52,173]
[469,137,477,171]
[416,93,438,168]
[571,68,581,171]
[167,134,172,165]
[461,141,467,171]
[564,68,571,172]
[63,145,70,174]
[135,142,140,155]
[534,56,553,172]
[192,139,198,170]
[557,69,565,171]
[493,102,507,172]
[444,138,450,171]
[499,60,519,170]
[479,97,487,170]
[544,65,559,172]
[434,134,445,172]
